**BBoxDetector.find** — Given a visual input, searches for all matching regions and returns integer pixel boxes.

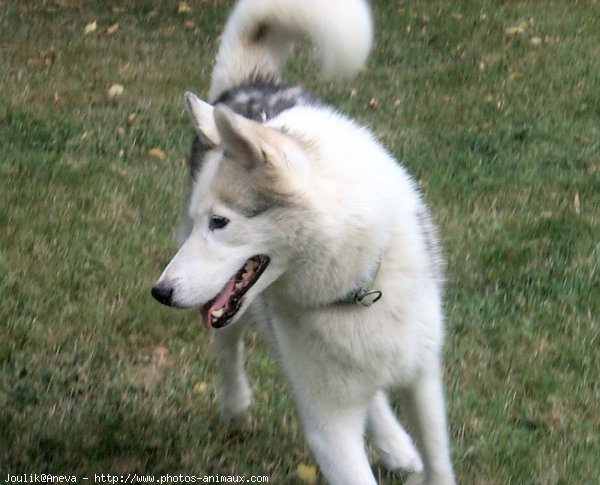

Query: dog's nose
[151,284,174,306]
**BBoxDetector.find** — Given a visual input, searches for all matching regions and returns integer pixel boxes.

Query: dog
[151,0,456,484]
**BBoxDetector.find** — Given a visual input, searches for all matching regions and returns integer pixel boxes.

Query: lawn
[1,0,598,483]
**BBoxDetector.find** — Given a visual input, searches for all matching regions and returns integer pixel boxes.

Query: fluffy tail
[209,0,373,101]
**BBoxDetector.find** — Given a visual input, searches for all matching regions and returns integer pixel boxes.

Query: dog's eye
[209,215,230,230]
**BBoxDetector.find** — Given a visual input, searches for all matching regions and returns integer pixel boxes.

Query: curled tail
[209,0,373,101]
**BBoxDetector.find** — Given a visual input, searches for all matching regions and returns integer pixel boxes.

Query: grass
[1,0,598,483]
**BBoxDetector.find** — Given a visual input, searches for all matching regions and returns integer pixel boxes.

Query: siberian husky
[152,0,456,483]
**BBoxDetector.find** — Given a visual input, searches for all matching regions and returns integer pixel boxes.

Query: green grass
[1,0,598,483]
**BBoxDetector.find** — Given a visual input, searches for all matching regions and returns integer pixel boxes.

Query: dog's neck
[330,257,383,307]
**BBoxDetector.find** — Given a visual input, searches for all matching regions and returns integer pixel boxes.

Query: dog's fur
[152,1,455,484]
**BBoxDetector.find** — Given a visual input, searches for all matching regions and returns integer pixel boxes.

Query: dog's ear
[213,104,282,173]
[184,92,220,147]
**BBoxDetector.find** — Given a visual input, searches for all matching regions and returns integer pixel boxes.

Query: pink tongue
[201,275,237,329]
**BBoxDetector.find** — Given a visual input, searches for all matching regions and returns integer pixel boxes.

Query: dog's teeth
[245,260,258,272]
[234,282,243,290]
[211,308,224,318]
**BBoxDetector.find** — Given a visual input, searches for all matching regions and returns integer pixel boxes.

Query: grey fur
[188,80,319,179]
[415,205,444,281]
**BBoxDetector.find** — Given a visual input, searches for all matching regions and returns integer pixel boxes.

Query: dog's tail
[209,0,373,101]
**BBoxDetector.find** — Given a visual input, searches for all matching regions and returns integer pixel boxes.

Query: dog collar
[332,259,383,307]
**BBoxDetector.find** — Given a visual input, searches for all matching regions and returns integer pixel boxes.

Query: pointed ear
[213,104,281,172]
[184,91,220,147]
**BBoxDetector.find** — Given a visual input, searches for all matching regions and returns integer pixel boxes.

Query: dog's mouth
[200,255,270,329]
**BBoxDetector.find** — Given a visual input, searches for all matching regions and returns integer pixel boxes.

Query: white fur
[155,1,456,484]
[209,0,373,101]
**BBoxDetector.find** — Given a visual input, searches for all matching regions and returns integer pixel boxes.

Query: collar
[331,258,383,307]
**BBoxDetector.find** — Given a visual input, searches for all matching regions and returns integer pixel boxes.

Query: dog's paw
[220,408,252,430]
[403,472,424,485]
[377,434,423,474]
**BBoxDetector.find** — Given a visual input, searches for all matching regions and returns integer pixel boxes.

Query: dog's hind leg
[368,390,423,473]
[212,319,253,427]
[398,362,456,485]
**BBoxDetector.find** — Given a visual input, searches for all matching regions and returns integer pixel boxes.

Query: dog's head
[151,92,309,329]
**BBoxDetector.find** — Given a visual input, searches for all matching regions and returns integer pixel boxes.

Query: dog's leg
[368,390,423,473]
[295,396,377,485]
[212,320,252,426]
[398,362,456,485]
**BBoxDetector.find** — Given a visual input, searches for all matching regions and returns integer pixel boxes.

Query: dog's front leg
[294,395,377,485]
[368,390,423,474]
[212,320,253,426]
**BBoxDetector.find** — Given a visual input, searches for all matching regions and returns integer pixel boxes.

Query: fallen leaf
[107,83,124,98]
[574,134,589,146]
[296,464,317,484]
[531,36,542,46]
[574,192,580,214]
[104,23,119,36]
[127,112,137,125]
[178,2,191,14]
[368,96,378,109]
[53,91,60,104]
[84,20,97,35]
[505,21,528,36]
[1,167,20,176]
[154,345,169,360]
[184,20,196,29]
[509,71,524,81]
[349,88,358,98]
[148,147,167,161]
[193,382,208,394]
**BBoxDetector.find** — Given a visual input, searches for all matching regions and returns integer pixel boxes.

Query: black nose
[151,284,174,306]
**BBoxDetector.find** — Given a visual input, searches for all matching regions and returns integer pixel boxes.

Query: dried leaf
[193,382,208,394]
[127,112,137,125]
[509,71,524,81]
[148,147,167,161]
[531,36,542,46]
[84,20,97,35]
[104,23,119,36]
[107,83,124,98]
[296,464,317,484]
[154,345,169,358]
[349,88,358,98]
[574,192,580,214]
[505,21,528,36]
[368,96,378,109]
[178,2,191,14]
[574,134,589,146]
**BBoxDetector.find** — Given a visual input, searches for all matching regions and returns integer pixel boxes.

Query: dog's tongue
[200,276,236,329]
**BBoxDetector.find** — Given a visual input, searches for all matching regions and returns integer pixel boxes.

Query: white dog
[152,1,456,483]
